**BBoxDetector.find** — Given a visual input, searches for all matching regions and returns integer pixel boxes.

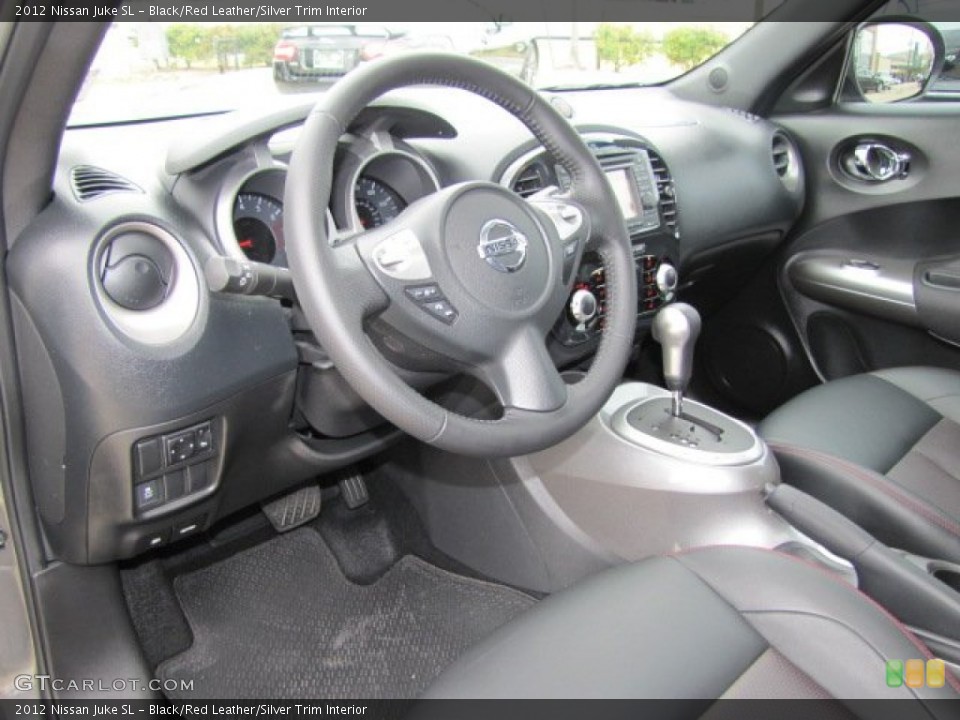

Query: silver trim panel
[215,164,344,265]
[346,146,441,235]
[610,396,765,468]
[93,222,201,346]
[788,252,919,326]
[524,382,801,562]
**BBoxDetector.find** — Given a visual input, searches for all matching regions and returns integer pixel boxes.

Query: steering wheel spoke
[525,194,590,288]
[478,325,567,413]
[329,235,391,322]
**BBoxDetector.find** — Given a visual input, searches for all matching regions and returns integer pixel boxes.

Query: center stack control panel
[554,138,681,347]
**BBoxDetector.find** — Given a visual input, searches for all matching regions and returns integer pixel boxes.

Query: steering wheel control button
[135,479,164,512]
[135,438,163,478]
[421,299,459,324]
[372,229,432,281]
[404,284,443,303]
[537,201,584,242]
[478,219,528,273]
[562,241,581,282]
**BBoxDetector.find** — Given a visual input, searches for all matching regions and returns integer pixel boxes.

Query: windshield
[70,20,757,126]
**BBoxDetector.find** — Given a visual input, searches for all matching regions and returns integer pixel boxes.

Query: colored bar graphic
[927,659,946,689]
[905,659,925,688]
[886,660,904,688]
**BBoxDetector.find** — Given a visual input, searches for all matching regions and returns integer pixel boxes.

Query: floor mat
[158,527,536,699]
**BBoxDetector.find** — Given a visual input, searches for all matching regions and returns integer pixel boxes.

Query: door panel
[771,100,960,382]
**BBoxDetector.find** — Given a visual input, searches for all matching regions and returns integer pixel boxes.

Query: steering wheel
[285,53,637,457]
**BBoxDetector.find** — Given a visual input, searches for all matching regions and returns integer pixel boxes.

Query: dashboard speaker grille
[726,107,761,123]
[647,150,678,234]
[71,165,142,201]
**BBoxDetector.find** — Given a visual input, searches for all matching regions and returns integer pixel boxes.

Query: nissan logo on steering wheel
[477,219,528,273]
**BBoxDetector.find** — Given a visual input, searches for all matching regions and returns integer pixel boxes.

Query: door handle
[842,142,910,183]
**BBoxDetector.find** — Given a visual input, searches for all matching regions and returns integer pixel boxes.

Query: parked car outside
[857,70,889,92]
[272,24,396,92]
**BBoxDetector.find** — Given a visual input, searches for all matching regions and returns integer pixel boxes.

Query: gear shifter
[652,303,701,417]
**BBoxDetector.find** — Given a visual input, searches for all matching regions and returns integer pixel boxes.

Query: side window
[849,0,960,103]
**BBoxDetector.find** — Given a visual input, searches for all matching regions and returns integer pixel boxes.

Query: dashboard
[8,85,805,564]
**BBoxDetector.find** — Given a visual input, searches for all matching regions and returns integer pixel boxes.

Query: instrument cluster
[223,132,440,267]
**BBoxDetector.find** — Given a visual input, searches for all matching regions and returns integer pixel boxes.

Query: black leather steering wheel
[285,53,637,457]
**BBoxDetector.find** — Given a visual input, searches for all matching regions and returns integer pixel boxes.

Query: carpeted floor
[158,527,535,699]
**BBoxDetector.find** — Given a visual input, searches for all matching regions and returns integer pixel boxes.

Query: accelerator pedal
[338,471,369,510]
[262,485,321,533]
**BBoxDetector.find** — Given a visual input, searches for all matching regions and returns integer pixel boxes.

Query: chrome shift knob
[651,303,701,416]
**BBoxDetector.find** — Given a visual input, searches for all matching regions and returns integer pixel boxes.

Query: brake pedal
[338,471,369,510]
[261,485,321,533]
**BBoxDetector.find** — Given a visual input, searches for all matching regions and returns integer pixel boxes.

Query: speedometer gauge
[233,193,284,265]
[355,176,405,229]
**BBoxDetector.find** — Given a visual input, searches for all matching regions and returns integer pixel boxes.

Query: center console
[390,299,960,672]
[391,302,849,595]
[549,136,680,348]
[522,380,793,560]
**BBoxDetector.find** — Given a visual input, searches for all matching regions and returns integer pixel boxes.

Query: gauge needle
[239,239,254,249]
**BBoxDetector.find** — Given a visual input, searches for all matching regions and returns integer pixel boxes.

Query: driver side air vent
[71,165,142,202]
[647,150,678,236]
[512,163,547,198]
[771,132,800,193]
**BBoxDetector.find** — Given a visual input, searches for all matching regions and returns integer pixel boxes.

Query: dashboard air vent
[590,143,638,168]
[647,150,678,235]
[772,136,790,177]
[512,163,547,198]
[771,132,800,192]
[71,165,142,201]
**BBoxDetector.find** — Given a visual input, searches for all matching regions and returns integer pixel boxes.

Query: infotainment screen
[606,168,641,222]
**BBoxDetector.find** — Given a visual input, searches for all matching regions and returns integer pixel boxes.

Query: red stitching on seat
[671,545,960,694]
[768,442,960,539]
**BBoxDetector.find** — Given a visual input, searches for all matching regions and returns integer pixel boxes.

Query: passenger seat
[758,367,960,563]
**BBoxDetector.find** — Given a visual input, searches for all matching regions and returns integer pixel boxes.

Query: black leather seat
[424,546,958,705]
[759,367,960,564]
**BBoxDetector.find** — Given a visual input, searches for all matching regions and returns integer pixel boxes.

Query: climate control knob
[656,262,678,298]
[569,288,599,325]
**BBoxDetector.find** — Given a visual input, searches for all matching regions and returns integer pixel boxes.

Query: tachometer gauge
[233,193,284,265]
[354,176,405,229]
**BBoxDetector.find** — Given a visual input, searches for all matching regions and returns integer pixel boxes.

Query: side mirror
[849,20,945,104]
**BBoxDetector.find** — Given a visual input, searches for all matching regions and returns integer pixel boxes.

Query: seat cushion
[759,367,960,562]
[422,547,959,707]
